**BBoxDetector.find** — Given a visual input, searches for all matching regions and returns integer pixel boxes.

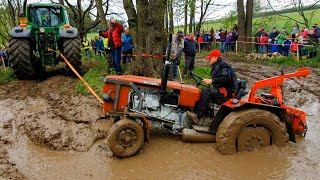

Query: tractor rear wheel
[216,109,288,155]
[9,38,37,79]
[108,119,144,158]
[62,37,82,75]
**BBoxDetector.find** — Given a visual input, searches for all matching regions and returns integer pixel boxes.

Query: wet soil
[0,60,319,179]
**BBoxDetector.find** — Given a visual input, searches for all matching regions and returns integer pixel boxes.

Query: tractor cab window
[29,7,63,27]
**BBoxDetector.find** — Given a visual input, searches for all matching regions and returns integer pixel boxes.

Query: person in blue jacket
[121,28,134,64]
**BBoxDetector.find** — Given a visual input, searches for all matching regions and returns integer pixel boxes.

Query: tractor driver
[187,50,238,124]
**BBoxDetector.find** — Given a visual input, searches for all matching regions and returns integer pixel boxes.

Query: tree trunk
[189,0,195,33]
[95,0,108,28]
[184,0,188,34]
[168,0,174,34]
[245,0,253,53]
[123,0,166,77]
[237,0,246,53]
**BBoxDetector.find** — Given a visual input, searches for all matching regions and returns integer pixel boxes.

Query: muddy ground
[0,60,319,180]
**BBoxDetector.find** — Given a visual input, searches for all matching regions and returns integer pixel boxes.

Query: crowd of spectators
[193,22,319,58]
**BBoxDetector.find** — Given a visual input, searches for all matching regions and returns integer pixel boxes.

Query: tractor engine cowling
[130,90,189,133]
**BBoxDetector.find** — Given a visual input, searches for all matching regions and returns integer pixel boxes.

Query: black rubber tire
[216,109,288,155]
[9,38,37,79]
[108,119,144,158]
[62,37,82,75]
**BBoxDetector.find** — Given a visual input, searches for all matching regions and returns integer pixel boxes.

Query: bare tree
[195,0,213,33]
[184,0,188,35]
[188,0,195,33]
[266,0,320,28]
[123,0,166,77]
[0,0,27,44]
[168,0,174,34]
[237,0,254,53]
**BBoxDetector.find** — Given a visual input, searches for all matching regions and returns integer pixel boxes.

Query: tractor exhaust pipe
[161,34,173,94]
[181,129,216,143]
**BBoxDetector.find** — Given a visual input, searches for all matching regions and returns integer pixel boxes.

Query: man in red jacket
[100,18,124,75]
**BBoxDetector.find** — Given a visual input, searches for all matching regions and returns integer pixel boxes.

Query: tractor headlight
[39,28,45,33]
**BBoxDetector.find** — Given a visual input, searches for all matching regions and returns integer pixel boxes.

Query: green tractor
[9,3,82,79]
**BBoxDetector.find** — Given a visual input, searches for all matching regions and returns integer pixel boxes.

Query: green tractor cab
[9,3,82,79]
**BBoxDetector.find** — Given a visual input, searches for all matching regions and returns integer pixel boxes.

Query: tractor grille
[39,32,57,66]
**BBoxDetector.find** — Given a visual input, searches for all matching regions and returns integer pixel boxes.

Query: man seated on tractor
[188,50,238,124]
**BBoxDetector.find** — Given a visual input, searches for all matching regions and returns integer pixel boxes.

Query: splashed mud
[0,62,319,179]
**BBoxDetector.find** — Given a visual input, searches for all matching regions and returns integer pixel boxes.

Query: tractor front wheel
[9,38,37,79]
[63,37,82,75]
[108,119,144,158]
[216,109,288,155]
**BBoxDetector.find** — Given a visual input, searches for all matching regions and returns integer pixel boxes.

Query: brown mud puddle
[1,63,320,179]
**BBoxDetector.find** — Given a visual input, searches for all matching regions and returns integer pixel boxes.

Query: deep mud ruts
[0,61,319,179]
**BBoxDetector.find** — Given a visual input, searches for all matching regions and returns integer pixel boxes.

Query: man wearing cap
[187,50,238,124]
[173,31,184,79]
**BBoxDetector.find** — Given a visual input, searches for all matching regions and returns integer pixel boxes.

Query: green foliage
[0,68,14,84]
[175,9,320,34]
[75,55,108,95]
[221,11,237,30]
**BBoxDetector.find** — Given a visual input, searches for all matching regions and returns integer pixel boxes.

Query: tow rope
[47,48,104,105]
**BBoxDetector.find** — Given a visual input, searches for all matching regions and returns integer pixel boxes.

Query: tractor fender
[9,27,31,38]
[59,27,78,38]
[209,101,296,142]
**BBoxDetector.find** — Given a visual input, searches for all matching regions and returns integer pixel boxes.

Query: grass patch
[75,55,109,95]
[0,68,14,85]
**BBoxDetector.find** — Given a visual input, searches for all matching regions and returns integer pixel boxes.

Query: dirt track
[0,61,319,179]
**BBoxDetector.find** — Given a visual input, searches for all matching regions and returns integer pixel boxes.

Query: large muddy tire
[108,119,144,158]
[9,38,37,79]
[216,109,288,155]
[62,37,82,75]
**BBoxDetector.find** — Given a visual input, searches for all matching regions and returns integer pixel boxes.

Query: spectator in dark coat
[219,30,226,53]
[100,18,124,75]
[183,33,198,77]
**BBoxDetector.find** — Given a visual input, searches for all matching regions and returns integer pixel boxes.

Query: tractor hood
[104,75,202,108]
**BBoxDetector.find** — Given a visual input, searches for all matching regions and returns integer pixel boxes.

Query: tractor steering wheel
[190,73,210,88]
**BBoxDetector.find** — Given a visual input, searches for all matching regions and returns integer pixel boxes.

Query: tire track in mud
[0,76,110,179]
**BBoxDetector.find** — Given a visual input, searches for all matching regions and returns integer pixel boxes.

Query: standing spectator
[282,37,292,56]
[0,47,9,67]
[121,28,134,64]
[260,33,269,54]
[100,18,124,75]
[183,33,198,77]
[91,37,97,55]
[173,31,184,79]
[308,26,319,58]
[276,29,288,55]
[203,32,209,50]
[96,35,105,57]
[82,37,92,57]
[255,28,262,53]
[225,30,232,52]
[198,33,204,51]
[230,29,238,51]
[292,22,299,39]
[269,27,279,52]
[291,38,300,55]
[219,30,226,53]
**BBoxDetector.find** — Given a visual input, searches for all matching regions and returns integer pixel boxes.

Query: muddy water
[1,65,320,179]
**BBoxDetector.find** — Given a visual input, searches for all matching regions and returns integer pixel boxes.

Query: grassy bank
[0,68,14,85]
[175,9,320,33]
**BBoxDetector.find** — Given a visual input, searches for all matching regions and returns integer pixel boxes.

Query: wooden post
[236,40,238,54]
[296,44,300,61]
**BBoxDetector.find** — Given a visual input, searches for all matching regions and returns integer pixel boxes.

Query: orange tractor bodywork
[102,67,310,158]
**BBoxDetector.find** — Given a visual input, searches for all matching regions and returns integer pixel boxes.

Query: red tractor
[102,60,310,158]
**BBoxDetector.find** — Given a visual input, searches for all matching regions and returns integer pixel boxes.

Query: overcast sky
[29,0,318,25]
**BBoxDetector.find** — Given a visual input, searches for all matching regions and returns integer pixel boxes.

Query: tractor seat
[260,93,275,99]
[235,80,247,100]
